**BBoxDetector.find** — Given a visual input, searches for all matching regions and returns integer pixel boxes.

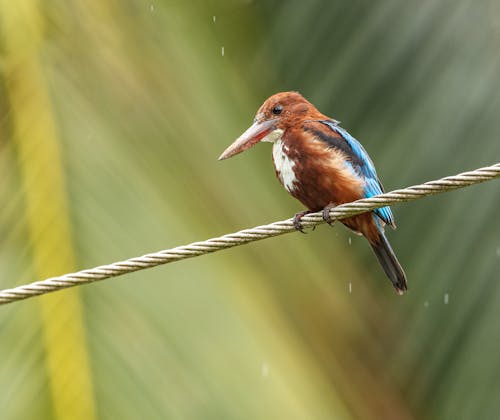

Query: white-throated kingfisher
[219,92,407,294]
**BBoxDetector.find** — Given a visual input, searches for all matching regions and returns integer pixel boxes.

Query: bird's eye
[272,105,283,115]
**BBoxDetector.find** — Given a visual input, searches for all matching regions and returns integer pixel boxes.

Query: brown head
[218,91,327,160]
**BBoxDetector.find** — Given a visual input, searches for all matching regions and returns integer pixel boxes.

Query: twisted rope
[1,163,499,306]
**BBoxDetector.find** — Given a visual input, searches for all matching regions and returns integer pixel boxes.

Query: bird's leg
[293,210,313,234]
[322,203,337,226]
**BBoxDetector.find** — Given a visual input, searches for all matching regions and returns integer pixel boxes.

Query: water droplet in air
[221,46,225,56]
[348,237,352,245]
[213,15,216,23]
[348,282,352,293]
[424,300,429,308]
[444,293,449,304]
[150,4,154,11]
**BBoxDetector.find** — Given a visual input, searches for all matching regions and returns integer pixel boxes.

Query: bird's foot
[322,203,336,226]
[293,210,312,234]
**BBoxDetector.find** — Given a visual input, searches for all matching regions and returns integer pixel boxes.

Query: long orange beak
[218,119,277,160]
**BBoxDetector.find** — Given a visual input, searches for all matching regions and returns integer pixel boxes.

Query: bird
[218,91,407,294]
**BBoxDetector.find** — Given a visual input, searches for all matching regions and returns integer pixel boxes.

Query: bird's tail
[370,232,407,294]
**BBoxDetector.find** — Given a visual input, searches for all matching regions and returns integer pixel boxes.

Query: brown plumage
[219,92,407,294]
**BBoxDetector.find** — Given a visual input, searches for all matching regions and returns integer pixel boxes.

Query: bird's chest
[272,137,365,211]
[272,140,298,193]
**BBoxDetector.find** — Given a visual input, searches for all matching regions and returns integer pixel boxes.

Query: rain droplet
[348,282,352,293]
[221,46,225,56]
[424,300,429,308]
[150,4,154,11]
[213,15,216,23]
[444,293,449,304]
[348,237,352,245]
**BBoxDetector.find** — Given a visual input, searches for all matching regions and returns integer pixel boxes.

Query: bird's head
[218,91,324,160]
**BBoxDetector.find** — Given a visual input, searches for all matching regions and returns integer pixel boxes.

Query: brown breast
[277,129,365,212]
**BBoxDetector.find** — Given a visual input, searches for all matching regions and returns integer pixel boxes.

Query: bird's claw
[293,210,312,233]
[322,204,336,226]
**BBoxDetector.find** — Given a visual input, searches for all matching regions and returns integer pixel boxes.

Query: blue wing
[319,120,395,227]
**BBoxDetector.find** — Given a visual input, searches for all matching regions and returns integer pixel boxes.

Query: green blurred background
[1,0,499,419]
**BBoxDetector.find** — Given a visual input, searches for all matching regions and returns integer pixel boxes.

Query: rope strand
[1,162,499,306]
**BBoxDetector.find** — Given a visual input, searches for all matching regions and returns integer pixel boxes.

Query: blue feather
[319,120,395,226]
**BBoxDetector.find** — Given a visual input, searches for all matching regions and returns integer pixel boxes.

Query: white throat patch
[272,139,297,193]
[261,128,284,143]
